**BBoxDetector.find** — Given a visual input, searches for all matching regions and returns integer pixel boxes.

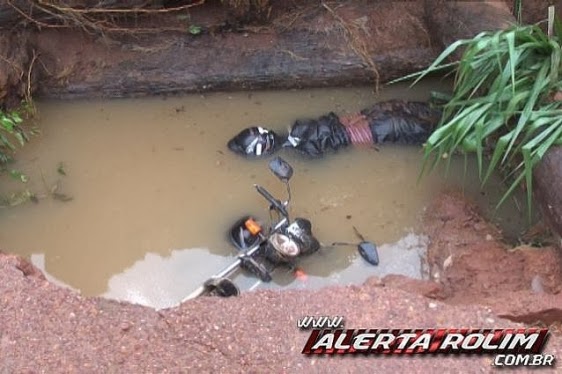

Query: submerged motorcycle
[184,156,321,299]
[184,156,380,300]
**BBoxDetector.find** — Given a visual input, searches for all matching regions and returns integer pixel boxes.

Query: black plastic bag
[284,113,350,157]
[362,100,441,145]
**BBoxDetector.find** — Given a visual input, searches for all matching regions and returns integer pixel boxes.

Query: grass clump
[0,101,36,165]
[398,22,562,221]
[0,102,38,208]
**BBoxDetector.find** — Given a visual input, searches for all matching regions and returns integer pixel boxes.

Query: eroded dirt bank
[1,191,561,372]
[0,0,519,104]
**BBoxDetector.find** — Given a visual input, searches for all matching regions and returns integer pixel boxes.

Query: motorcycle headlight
[268,233,300,257]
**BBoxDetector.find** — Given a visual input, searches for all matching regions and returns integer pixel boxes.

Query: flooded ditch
[0,81,533,309]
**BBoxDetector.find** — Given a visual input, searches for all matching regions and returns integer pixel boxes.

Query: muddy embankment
[1,1,562,371]
[0,0,519,100]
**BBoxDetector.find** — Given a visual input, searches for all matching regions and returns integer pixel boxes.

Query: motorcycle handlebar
[254,184,288,218]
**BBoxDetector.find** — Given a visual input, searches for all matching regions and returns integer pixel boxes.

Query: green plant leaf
[0,102,36,166]
[507,31,517,94]
[9,169,28,183]
[521,145,537,221]
[10,112,22,124]
[393,24,562,221]
[496,169,525,209]
[57,162,67,176]
[0,133,15,150]
[1,117,14,132]
[188,25,202,35]
[554,15,562,41]
[14,132,25,147]
[502,61,548,163]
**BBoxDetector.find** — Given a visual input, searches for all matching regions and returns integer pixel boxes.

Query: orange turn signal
[294,268,308,281]
[244,218,262,235]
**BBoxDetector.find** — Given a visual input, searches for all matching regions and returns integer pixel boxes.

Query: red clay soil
[1,191,561,372]
[425,192,562,301]
[423,192,562,328]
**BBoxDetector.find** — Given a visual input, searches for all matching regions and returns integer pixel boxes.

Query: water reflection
[95,232,428,310]
[103,248,234,310]
[261,232,429,291]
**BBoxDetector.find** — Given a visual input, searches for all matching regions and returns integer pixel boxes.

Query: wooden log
[33,1,437,98]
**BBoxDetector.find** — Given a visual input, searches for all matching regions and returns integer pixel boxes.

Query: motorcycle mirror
[358,241,379,266]
[330,240,379,266]
[269,156,293,182]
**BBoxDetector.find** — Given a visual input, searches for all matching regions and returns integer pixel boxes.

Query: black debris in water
[358,241,379,266]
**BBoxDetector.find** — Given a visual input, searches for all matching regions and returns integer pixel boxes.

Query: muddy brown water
[0,82,532,309]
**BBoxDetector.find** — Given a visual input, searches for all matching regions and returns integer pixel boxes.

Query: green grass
[393,23,562,221]
[514,0,522,24]
[0,101,36,165]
